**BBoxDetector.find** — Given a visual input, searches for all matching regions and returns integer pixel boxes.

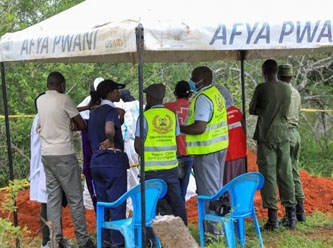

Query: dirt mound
[186,150,333,224]
[1,150,333,239]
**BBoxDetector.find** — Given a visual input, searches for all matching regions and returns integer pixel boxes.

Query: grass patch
[189,211,333,248]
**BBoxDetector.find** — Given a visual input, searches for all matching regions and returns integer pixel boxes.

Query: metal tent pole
[239,51,248,172]
[135,23,147,248]
[1,62,20,248]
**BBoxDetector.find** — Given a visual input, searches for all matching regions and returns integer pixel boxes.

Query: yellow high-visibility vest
[144,107,178,171]
[186,85,229,155]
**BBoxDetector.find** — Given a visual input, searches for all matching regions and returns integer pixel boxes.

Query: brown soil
[1,150,333,241]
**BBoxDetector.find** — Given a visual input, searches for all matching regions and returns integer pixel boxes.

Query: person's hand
[99,139,114,150]
[88,101,99,111]
[69,120,79,131]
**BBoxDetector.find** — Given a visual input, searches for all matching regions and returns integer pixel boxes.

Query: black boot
[280,207,288,226]
[261,208,279,231]
[296,200,306,222]
[282,206,297,230]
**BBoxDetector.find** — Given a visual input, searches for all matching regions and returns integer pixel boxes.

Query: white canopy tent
[1,0,332,63]
[1,0,333,246]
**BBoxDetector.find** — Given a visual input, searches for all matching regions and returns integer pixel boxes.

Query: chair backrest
[129,179,167,226]
[225,172,264,218]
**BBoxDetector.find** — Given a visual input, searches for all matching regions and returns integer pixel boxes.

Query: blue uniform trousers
[91,166,127,247]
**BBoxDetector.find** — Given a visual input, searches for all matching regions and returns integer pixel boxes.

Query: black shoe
[261,208,279,231]
[281,218,297,230]
[282,206,297,230]
[261,219,280,231]
[58,238,73,248]
[280,214,288,226]
[209,196,231,216]
[79,239,96,248]
[296,200,306,222]
[297,212,306,222]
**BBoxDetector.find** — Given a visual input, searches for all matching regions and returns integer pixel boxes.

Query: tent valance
[1,0,332,63]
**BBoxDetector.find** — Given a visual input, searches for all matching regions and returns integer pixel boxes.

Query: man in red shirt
[165,80,194,201]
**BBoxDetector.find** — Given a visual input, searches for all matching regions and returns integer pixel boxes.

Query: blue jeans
[178,156,194,201]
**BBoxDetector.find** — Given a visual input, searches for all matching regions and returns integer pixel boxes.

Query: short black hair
[262,59,278,74]
[47,71,65,89]
[193,66,213,83]
[175,80,191,98]
[90,90,101,106]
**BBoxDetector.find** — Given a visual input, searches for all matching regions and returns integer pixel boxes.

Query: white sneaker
[41,241,50,248]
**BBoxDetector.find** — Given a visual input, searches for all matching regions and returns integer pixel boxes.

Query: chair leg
[96,211,102,248]
[122,228,135,248]
[223,217,236,248]
[97,225,102,248]
[198,218,205,247]
[235,218,246,247]
[253,216,264,248]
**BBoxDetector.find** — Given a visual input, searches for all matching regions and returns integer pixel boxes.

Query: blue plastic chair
[96,179,167,248]
[197,172,265,248]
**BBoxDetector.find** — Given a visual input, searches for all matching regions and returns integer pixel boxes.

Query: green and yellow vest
[144,107,178,171]
[186,85,229,155]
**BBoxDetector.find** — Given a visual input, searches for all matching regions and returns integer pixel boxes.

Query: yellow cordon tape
[0,115,36,119]
[301,108,333,113]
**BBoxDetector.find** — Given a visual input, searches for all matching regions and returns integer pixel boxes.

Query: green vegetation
[0,59,332,186]
[0,0,332,186]
[188,212,333,247]
[0,179,29,248]
[0,0,332,246]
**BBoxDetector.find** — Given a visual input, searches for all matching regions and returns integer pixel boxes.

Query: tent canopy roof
[1,0,332,63]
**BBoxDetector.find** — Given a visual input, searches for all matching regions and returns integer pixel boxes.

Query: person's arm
[134,116,144,156]
[99,121,115,150]
[180,94,209,134]
[134,136,141,156]
[180,121,206,134]
[116,107,125,125]
[77,105,90,112]
[249,87,259,115]
[249,103,256,115]
[77,92,101,112]
[70,114,87,131]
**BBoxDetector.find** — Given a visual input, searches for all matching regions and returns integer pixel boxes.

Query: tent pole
[239,51,248,172]
[135,23,147,248]
[1,62,20,248]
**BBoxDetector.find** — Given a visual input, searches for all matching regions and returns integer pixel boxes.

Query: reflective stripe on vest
[186,85,229,155]
[144,107,178,171]
[228,121,242,130]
